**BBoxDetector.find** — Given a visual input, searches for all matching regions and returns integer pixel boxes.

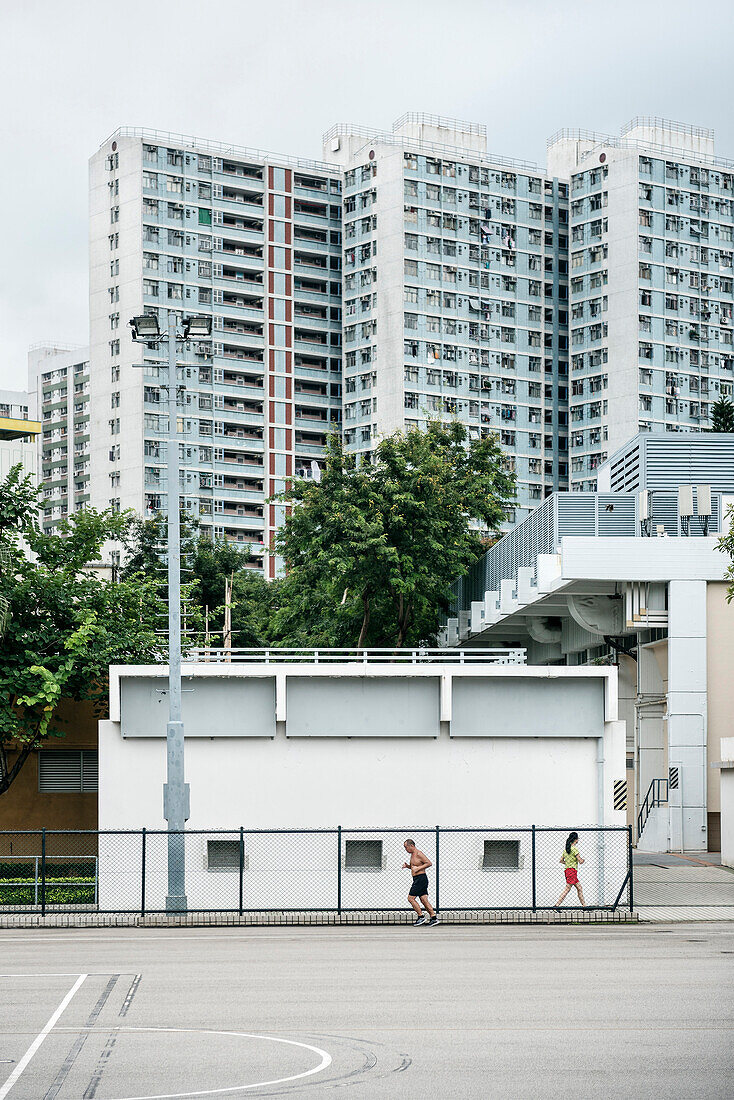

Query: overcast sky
[1,0,733,391]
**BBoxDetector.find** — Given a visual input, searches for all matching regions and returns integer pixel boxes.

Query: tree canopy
[0,466,161,795]
[273,421,515,648]
[120,514,275,649]
[707,396,734,433]
[716,501,734,602]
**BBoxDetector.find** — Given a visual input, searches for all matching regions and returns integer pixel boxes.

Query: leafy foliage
[0,466,161,795]
[274,422,515,647]
[120,514,274,649]
[707,396,734,433]
[716,500,734,602]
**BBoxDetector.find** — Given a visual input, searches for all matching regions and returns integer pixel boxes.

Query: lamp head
[129,314,161,340]
[181,315,212,339]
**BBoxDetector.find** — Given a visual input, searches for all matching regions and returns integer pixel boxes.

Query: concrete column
[667,580,708,851]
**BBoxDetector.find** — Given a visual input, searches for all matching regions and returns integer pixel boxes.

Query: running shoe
[413,915,427,926]
[427,915,439,926]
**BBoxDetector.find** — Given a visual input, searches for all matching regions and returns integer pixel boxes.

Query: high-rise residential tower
[28,343,91,533]
[0,387,39,486]
[89,130,343,574]
[548,118,734,489]
[81,116,732,557]
[324,114,570,521]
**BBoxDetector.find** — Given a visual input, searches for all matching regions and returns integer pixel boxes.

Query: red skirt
[564,868,578,885]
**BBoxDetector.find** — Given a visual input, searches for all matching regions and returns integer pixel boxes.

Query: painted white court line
[53,1026,332,1099]
[0,973,111,978]
[0,972,87,1100]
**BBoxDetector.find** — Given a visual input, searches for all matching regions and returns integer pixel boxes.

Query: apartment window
[38,750,98,792]
[344,839,383,871]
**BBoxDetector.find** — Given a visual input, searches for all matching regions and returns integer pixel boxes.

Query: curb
[0,909,639,929]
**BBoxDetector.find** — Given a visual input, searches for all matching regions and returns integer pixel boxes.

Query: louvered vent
[38,750,98,792]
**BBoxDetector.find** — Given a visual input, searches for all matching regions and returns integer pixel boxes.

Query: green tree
[716,500,734,602]
[121,514,273,649]
[273,421,515,648]
[707,396,734,433]
[0,466,161,795]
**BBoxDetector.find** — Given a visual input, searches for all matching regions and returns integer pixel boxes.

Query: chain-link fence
[0,826,633,915]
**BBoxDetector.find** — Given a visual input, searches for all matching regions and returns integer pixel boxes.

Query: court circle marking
[55,1026,332,1099]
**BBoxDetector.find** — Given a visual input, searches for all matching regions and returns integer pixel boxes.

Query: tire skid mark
[118,975,142,1018]
[43,975,119,1100]
[83,1026,120,1100]
[245,1033,411,1095]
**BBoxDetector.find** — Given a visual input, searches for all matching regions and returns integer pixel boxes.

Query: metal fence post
[531,825,536,912]
[337,826,342,915]
[41,828,46,917]
[435,826,440,912]
[141,829,147,917]
[239,827,244,916]
[628,824,634,913]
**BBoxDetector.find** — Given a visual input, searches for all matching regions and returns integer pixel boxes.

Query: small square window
[206,839,242,870]
[344,839,383,872]
[482,839,520,870]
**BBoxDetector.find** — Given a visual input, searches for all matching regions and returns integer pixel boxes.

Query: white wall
[99,720,625,831]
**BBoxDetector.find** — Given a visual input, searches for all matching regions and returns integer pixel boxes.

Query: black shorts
[409,873,429,897]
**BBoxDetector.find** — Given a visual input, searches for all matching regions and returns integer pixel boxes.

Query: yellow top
[562,845,579,868]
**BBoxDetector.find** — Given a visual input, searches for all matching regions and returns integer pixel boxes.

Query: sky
[0,0,733,391]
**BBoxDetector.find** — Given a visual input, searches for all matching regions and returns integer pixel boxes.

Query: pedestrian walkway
[634,851,734,921]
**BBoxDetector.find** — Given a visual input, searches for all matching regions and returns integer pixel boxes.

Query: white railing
[105,127,341,175]
[186,647,526,665]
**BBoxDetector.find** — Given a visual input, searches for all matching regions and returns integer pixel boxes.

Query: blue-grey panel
[286,676,440,737]
[451,677,604,737]
[120,676,276,737]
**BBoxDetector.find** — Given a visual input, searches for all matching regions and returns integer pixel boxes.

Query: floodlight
[182,315,212,338]
[129,314,160,339]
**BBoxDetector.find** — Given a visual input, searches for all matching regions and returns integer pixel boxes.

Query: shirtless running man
[403,839,439,926]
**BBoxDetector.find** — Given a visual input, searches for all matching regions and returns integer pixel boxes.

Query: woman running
[556,830,586,908]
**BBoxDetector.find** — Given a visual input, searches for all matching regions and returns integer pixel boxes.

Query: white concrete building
[325,114,570,520]
[89,130,343,575]
[0,389,39,484]
[27,343,91,533]
[100,656,625,830]
[97,653,627,911]
[548,118,734,488]
[444,433,734,853]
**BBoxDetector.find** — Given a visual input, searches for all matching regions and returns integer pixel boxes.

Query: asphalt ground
[0,923,732,1099]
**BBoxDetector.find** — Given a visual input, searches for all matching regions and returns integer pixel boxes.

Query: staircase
[637,778,669,850]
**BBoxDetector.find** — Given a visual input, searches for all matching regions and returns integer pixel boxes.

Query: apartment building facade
[27,344,91,533]
[80,115,733,560]
[0,388,39,485]
[548,118,734,490]
[325,114,570,519]
[89,129,343,574]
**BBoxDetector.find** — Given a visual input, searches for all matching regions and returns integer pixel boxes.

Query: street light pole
[129,311,211,913]
[163,309,188,911]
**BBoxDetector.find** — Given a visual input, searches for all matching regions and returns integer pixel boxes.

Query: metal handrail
[637,778,669,839]
[103,127,341,175]
[185,647,527,665]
